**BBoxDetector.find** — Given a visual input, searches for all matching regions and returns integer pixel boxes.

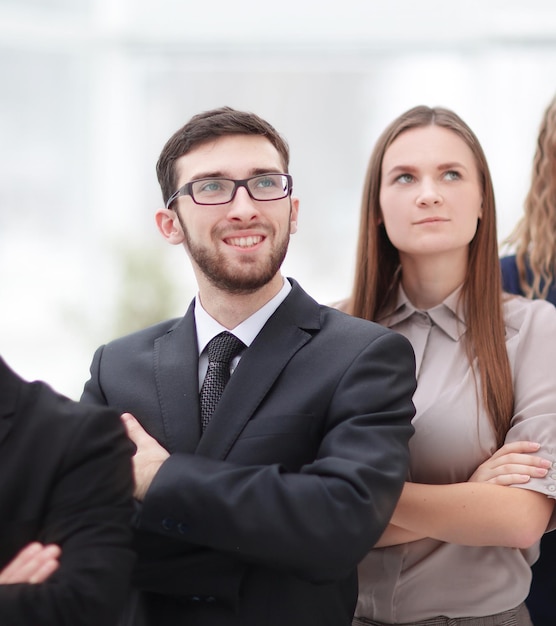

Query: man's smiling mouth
[225,235,264,248]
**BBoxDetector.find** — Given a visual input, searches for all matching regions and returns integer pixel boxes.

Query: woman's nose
[416,181,442,207]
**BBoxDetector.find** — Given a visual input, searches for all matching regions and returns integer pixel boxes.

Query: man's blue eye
[255,177,277,188]
[200,181,222,192]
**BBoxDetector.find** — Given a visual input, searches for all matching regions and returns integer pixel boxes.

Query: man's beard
[178,215,290,295]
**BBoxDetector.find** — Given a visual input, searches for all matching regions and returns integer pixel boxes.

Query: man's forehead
[175,134,284,181]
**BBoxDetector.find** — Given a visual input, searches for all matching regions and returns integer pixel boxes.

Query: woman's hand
[469,441,551,485]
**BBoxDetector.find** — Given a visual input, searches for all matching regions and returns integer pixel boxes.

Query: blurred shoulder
[503,293,556,336]
[30,378,120,429]
[500,254,517,272]
[500,254,522,294]
[2,372,125,463]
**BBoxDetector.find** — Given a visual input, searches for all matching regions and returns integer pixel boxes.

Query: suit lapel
[154,303,202,454]
[196,280,321,459]
[0,358,21,447]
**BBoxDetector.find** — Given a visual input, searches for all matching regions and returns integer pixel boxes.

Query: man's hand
[0,543,61,585]
[469,441,551,485]
[121,412,170,501]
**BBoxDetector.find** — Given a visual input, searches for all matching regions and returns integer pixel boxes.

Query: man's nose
[226,186,260,220]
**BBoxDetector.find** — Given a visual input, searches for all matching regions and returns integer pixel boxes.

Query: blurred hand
[121,412,170,501]
[469,441,551,485]
[0,542,61,585]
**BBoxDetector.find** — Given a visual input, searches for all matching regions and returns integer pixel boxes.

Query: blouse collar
[377,283,467,341]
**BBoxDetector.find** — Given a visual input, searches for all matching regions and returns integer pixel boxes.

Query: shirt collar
[194,277,292,354]
[378,283,467,341]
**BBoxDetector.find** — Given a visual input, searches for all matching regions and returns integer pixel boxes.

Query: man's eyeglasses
[165,173,293,208]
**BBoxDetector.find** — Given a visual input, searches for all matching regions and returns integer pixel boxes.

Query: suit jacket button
[162,517,175,530]
[177,522,188,534]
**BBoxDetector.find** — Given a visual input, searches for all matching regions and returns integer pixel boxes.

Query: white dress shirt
[194,277,292,390]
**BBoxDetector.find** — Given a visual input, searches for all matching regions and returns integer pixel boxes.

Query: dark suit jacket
[0,357,135,626]
[82,279,416,626]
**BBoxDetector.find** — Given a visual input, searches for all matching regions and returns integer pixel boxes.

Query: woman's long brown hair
[505,95,556,298]
[348,106,513,447]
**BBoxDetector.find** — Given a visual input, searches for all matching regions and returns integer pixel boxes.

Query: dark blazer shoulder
[321,302,399,338]
[284,279,407,345]
[102,315,186,351]
[0,359,127,458]
[93,313,191,386]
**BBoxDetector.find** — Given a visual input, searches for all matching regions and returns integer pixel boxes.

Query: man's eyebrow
[187,167,284,181]
[250,167,284,175]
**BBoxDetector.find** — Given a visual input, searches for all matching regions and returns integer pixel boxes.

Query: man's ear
[155,208,185,245]
[290,196,299,234]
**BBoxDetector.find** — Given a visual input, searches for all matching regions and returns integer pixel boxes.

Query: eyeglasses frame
[165,173,293,209]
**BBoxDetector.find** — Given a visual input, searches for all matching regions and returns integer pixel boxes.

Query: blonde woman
[501,94,556,626]
[342,105,556,626]
[501,95,556,303]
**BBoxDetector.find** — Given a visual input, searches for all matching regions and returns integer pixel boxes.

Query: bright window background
[1,0,555,397]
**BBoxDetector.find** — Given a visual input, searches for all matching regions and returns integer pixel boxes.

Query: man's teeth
[227,236,262,248]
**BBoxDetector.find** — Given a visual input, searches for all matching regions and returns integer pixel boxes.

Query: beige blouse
[356,287,556,622]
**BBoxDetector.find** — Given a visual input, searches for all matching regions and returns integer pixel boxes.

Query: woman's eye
[444,170,461,181]
[395,173,414,184]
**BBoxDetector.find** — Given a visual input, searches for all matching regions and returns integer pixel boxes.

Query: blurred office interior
[1,0,555,396]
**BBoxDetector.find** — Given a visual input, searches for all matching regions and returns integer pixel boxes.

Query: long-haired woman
[342,105,556,626]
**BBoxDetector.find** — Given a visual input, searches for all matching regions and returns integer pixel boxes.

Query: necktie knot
[200,332,245,432]
[207,331,245,364]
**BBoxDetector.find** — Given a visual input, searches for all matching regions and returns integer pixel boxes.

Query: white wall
[1,0,555,397]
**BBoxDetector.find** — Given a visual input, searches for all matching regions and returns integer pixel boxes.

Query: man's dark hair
[156,106,290,205]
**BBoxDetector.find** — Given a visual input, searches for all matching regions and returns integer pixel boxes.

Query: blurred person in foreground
[81,106,416,626]
[0,356,134,625]
[501,94,556,626]
[339,105,556,626]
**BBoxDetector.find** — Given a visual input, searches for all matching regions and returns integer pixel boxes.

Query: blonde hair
[505,96,556,299]
[348,106,513,447]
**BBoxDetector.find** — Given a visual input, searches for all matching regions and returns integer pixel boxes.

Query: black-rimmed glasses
[165,173,293,208]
